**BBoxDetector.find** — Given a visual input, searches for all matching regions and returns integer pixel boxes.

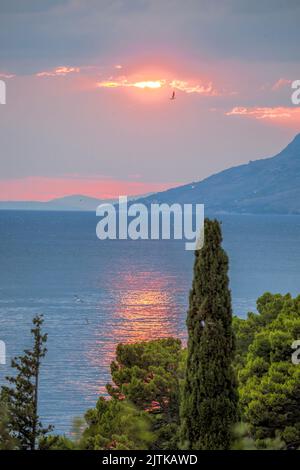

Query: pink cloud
[0,72,15,79]
[226,106,300,121]
[272,78,292,91]
[169,79,219,96]
[0,177,178,202]
[36,66,80,78]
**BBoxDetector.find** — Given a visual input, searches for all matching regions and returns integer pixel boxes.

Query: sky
[0,0,300,201]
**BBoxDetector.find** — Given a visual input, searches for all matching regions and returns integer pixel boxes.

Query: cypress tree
[181,219,238,450]
[1,314,52,449]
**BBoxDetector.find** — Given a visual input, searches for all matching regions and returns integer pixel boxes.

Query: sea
[0,211,300,434]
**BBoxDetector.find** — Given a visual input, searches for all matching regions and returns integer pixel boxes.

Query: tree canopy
[82,338,184,450]
[234,293,300,449]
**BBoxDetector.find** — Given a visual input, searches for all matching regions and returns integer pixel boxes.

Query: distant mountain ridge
[136,133,300,215]
[0,195,103,212]
[1,135,300,214]
[0,193,153,212]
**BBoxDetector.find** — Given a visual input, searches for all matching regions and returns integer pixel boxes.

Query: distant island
[1,134,300,214]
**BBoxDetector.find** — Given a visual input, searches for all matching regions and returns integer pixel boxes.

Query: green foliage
[233,293,293,369]
[70,416,86,446]
[235,293,300,449]
[1,315,52,450]
[39,434,75,450]
[38,417,85,450]
[181,219,238,450]
[231,422,284,450]
[0,395,18,450]
[81,398,153,450]
[86,338,183,450]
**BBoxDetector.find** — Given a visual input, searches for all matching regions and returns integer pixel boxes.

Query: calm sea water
[0,211,300,434]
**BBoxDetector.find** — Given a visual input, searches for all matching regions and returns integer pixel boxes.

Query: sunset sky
[0,0,300,201]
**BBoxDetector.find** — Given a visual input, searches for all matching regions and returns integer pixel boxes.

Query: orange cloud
[170,79,218,95]
[36,66,80,77]
[97,75,218,95]
[226,106,300,121]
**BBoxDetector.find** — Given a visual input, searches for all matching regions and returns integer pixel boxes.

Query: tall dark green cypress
[181,219,238,450]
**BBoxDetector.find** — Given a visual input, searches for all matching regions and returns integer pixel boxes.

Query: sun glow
[97,74,219,97]
[96,78,166,90]
[95,63,220,99]
[133,80,165,89]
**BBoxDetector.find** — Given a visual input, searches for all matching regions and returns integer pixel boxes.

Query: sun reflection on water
[110,270,180,342]
[85,268,187,396]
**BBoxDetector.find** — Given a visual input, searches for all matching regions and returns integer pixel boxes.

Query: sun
[133,80,165,89]
[96,78,167,91]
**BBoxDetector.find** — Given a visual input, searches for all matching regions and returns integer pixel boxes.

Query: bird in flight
[170,90,176,100]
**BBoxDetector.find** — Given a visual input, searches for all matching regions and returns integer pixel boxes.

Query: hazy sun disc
[133,80,165,89]
[97,79,166,90]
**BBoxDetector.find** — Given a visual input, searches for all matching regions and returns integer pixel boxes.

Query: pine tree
[181,219,238,450]
[0,394,17,449]
[1,314,52,450]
